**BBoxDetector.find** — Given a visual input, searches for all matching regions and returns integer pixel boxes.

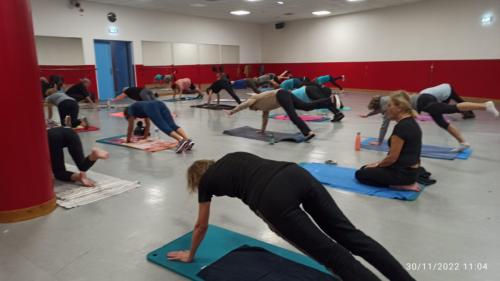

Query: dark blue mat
[361,137,472,160]
[300,163,424,201]
[223,126,306,143]
[147,225,334,280]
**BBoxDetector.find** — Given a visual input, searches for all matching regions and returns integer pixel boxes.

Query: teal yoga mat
[147,225,333,280]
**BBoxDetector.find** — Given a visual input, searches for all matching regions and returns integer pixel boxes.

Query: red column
[0,0,56,222]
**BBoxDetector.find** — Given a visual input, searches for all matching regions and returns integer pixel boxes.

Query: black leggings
[47,127,95,181]
[58,99,81,128]
[208,79,242,104]
[445,87,466,104]
[257,165,415,281]
[305,86,340,114]
[355,166,418,187]
[276,89,334,135]
[417,94,459,129]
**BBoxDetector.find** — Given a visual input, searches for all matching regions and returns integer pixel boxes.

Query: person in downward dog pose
[361,86,499,151]
[47,127,109,187]
[124,100,194,153]
[167,152,416,281]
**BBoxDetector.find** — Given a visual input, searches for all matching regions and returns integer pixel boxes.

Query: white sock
[485,101,499,117]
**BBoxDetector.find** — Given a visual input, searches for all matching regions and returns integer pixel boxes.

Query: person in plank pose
[167,152,415,281]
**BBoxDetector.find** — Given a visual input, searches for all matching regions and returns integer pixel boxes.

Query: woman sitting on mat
[47,127,109,187]
[361,85,499,151]
[291,83,345,122]
[124,100,194,153]
[206,77,242,104]
[227,89,340,141]
[171,78,203,99]
[355,92,422,191]
[113,87,158,102]
[45,77,89,129]
[167,152,415,281]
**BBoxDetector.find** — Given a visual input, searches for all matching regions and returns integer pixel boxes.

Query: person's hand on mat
[167,250,193,263]
[359,113,368,118]
[224,110,234,116]
[368,141,382,146]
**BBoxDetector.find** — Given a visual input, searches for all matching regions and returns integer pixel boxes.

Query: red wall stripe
[41,60,500,100]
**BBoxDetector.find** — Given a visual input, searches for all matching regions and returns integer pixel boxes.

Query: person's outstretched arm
[260,111,269,133]
[167,202,211,262]
[126,118,134,143]
[144,118,151,139]
[46,102,54,120]
[375,113,391,145]
[113,93,127,102]
[85,96,95,107]
[229,99,254,115]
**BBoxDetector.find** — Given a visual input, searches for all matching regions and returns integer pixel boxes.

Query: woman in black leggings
[356,92,422,190]
[229,89,339,140]
[206,77,242,104]
[47,127,109,187]
[45,76,88,128]
[167,152,415,281]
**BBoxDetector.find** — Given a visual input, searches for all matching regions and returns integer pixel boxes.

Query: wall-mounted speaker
[275,22,285,30]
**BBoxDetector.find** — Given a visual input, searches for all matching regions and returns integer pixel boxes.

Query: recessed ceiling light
[312,10,331,16]
[347,0,365,2]
[276,1,284,4]
[190,3,206,7]
[230,10,251,16]
[246,0,262,2]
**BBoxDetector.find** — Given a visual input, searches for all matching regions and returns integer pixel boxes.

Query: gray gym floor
[1,91,499,281]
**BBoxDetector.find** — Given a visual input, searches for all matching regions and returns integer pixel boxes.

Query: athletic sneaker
[331,112,345,122]
[185,139,195,151]
[485,101,499,117]
[64,115,71,127]
[304,133,316,142]
[175,139,189,154]
[451,142,470,153]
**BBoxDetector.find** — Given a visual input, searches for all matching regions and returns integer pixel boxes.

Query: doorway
[94,40,134,100]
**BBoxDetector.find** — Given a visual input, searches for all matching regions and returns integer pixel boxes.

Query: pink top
[175,78,192,91]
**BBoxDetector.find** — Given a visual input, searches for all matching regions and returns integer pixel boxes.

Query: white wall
[35,36,84,65]
[142,41,173,66]
[261,0,500,63]
[31,0,262,65]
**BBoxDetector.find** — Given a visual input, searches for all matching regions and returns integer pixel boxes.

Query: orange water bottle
[355,132,361,151]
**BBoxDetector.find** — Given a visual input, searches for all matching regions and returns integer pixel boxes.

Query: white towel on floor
[54,165,140,209]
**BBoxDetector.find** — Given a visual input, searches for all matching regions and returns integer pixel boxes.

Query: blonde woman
[167,152,415,281]
[356,92,422,190]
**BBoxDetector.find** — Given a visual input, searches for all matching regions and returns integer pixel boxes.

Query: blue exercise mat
[361,137,472,160]
[147,225,334,281]
[300,163,424,201]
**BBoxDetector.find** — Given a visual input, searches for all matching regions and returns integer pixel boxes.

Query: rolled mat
[361,137,472,160]
[147,225,336,281]
[223,126,306,143]
[300,163,425,201]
